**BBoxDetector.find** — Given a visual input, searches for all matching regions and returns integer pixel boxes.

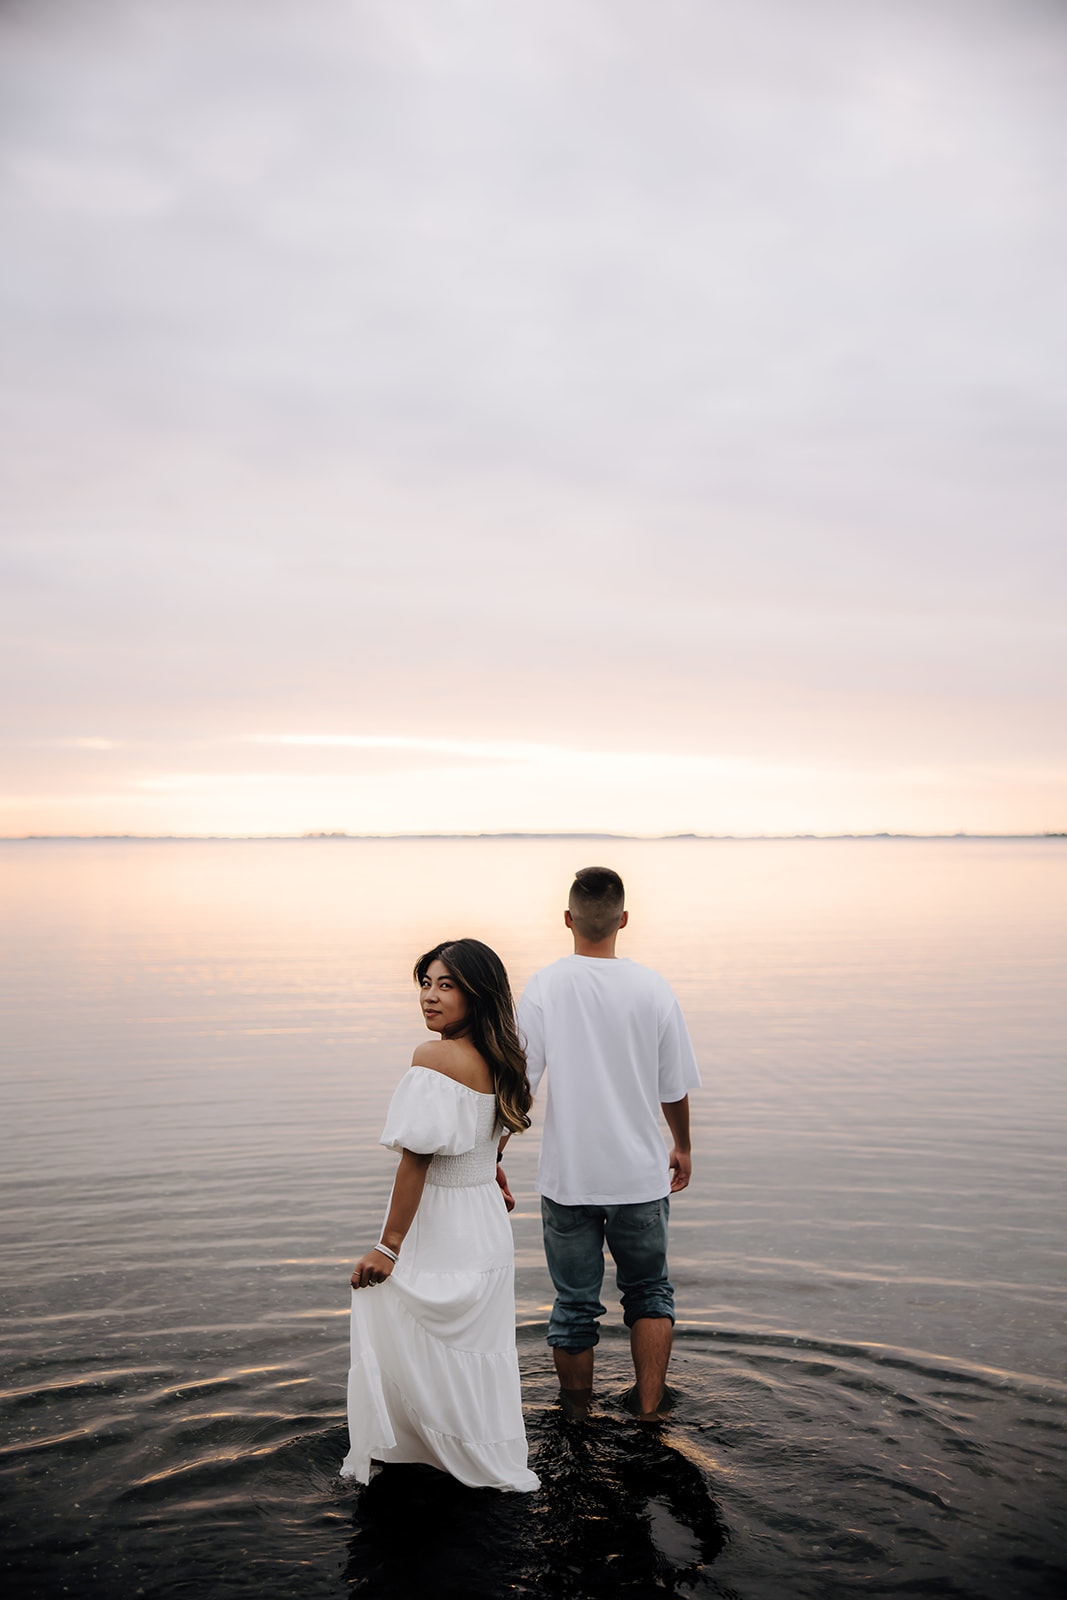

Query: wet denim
[540,1195,674,1351]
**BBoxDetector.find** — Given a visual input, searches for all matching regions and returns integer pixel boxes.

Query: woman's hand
[351,1248,395,1290]
[495,1163,516,1213]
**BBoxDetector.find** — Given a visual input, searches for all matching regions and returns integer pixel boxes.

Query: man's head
[566,866,626,945]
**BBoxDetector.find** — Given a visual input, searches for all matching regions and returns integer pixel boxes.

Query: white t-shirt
[516,954,701,1207]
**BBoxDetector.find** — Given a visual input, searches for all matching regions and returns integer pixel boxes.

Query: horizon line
[2,831,1064,843]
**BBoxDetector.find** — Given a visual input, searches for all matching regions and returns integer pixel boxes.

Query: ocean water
[0,836,1064,1599]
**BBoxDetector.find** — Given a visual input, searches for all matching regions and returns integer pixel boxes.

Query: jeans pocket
[542,1198,591,1236]
[623,1199,667,1233]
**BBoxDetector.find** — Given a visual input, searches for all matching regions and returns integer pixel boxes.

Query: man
[514,866,701,1420]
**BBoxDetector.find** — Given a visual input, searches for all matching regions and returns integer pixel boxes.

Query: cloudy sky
[2,0,1065,836]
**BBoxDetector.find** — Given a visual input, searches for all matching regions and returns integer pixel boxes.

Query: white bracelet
[375,1241,399,1263]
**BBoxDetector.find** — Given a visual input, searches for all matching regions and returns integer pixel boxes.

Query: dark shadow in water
[343,1407,727,1598]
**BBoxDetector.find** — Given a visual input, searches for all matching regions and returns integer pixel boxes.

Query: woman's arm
[494,1130,515,1212]
[350,1148,433,1289]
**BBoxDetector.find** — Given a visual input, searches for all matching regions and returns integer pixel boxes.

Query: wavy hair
[413,938,532,1134]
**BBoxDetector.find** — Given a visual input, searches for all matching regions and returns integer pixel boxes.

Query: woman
[340,938,539,1492]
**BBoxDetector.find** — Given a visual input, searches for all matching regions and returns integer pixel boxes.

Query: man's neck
[571,933,620,959]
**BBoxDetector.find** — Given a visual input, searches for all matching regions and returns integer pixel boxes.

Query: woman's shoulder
[411,1039,494,1095]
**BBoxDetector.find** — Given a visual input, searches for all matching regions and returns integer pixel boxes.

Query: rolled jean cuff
[621,1299,675,1329]
[546,1329,601,1353]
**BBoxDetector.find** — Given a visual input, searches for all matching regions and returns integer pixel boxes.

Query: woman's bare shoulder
[412,1040,493,1093]
[411,1040,455,1075]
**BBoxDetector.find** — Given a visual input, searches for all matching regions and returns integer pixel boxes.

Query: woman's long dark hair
[413,939,532,1134]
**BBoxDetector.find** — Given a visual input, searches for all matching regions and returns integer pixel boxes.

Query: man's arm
[661,1095,692,1193]
[515,983,547,1097]
[497,980,544,1211]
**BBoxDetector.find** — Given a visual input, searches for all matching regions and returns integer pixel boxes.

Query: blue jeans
[541,1195,674,1352]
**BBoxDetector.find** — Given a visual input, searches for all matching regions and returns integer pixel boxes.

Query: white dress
[340,1065,539,1493]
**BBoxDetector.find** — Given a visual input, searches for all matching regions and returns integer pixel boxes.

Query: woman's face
[419,959,469,1035]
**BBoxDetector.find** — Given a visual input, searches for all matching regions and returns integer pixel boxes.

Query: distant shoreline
[2,832,1064,843]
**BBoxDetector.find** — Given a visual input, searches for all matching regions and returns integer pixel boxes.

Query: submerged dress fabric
[340,1065,539,1492]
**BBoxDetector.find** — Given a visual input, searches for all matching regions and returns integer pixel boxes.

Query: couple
[339,866,701,1493]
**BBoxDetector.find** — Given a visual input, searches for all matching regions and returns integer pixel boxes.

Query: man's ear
[619,910,629,929]
[564,908,573,928]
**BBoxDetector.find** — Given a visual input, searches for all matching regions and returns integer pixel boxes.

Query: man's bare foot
[622,1382,676,1422]
[558,1385,593,1422]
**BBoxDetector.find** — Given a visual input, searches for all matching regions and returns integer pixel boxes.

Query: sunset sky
[2,0,1065,837]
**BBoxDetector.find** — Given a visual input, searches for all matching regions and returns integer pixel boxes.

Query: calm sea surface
[1,838,1065,1598]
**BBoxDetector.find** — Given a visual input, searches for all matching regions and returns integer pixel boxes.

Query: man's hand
[668,1149,692,1193]
[495,1163,516,1212]
[662,1097,692,1193]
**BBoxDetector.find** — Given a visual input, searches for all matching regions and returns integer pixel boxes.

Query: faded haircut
[568,865,625,943]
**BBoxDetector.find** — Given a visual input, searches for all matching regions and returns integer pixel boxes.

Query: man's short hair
[568,866,625,943]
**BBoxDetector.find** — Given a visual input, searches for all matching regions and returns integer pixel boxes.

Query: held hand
[495,1164,516,1213]
[668,1149,692,1193]
[351,1248,395,1290]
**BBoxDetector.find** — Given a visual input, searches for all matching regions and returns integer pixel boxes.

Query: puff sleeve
[379,1066,480,1156]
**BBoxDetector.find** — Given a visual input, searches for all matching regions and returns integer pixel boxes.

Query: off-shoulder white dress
[340,1065,539,1492]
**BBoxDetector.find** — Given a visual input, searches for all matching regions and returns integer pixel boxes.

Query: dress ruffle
[340,1259,538,1491]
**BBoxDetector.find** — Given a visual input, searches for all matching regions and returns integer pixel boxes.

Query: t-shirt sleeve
[379,1066,479,1155]
[516,978,547,1097]
[657,997,702,1102]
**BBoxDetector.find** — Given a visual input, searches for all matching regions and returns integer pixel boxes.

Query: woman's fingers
[351,1254,377,1289]
[351,1250,396,1289]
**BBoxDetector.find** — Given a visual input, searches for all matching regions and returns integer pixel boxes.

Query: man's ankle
[558,1384,593,1421]
[553,1347,595,1391]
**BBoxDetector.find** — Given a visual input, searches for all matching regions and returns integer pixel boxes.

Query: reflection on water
[1,839,1065,1597]
[345,1391,726,1598]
